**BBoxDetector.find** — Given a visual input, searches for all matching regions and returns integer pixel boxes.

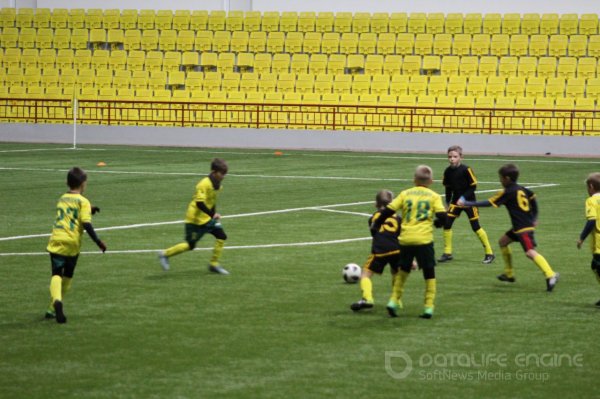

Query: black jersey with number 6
[488,183,538,233]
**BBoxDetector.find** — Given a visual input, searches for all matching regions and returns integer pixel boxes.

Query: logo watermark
[385,351,583,381]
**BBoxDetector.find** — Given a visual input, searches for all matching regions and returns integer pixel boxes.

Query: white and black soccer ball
[342,263,361,284]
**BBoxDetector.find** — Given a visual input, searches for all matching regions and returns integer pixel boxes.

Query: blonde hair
[414,165,433,185]
[586,172,600,192]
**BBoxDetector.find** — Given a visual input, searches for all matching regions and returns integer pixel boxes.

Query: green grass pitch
[1,142,599,398]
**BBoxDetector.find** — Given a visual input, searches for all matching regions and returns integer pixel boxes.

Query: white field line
[0,184,559,246]
[0,237,372,257]
[6,146,599,164]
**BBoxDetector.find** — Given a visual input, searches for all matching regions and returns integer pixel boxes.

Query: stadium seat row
[3,28,600,57]
[1,8,599,35]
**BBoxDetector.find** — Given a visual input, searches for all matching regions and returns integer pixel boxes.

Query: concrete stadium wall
[1,123,599,157]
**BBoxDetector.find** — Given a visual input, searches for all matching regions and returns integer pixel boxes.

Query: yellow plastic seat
[176,30,195,52]
[364,55,384,75]
[540,14,559,35]
[506,77,526,97]
[141,29,159,51]
[526,77,545,98]
[190,10,208,30]
[353,12,371,34]
[208,10,226,31]
[509,34,528,57]
[280,12,298,32]
[445,13,464,35]
[303,32,322,54]
[559,14,578,35]
[580,14,599,35]
[390,75,409,96]
[285,32,304,54]
[483,13,502,35]
[389,13,408,34]
[321,32,340,54]
[433,33,452,56]
[239,72,258,93]
[272,53,290,74]
[452,34,472,56]
[517,57,537,78]
[459,56,478,77]
[529,35,548,57]
[478,56,498,77]
[358,32,377,54]
[402,55,422,75]
[383,55,402,75]
[217,52,235,73]
[173,10,191,30]
[408,75,427,96]
[243,10,261,32]
[291,53,310,74]
[103,9,120,30]
[414,33,433,55]
[328,54,346,75]
[339,33,358,54]
[441,55,460,77]
[490,34,509,56]
[120,9,138,30]
[236,52,254,73]
[577,58,597,79]
[295,73,315,94]
[314,73,333,94]
[254,53,271,74]
[262,11,280,32]
[213,31,231,52]
[467,76,486,97]
[298,11,316,32]
[144,51,163,72]
[549,35,568,57]
[502,13,521,35]
[334,12,353,33]
[231,31,249,53]
[428,76,447,96]
[156,10,173,30]
[308,54,327,74]
[425,13,444,35]
[123,29,141,51]
[546,77,565,98]
[16,7,33,28]
[395,33,414,55]
[195,31,213,52]
[249,31,266,53]
[332,74,351,94]
[522,14,540,35]
[464,13,482,34]
[371,74,390,95]
[91,49,109,71]
[537,57,557,78]
[408,12,426,34]
[498,56,518,78]
[221,72,240,91]
[447,76,467,97]
[68,9,86,29]
[568,35,587,57]
[371,13,389,34]
[566,77,585,98]
[185,71,204,92]
[18,27,36,49]
[557,57,577,79]
[125,50,145,72]
[471,34,491,56]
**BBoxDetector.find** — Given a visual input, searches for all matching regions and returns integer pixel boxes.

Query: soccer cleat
[53,300,66,324]
[482,254,496,264]
[497,274,516,283]
[158,252,170,271]
[350,299,374,312]
[44,310,55,319]
[546,272,559,292]
[386,299,400,318]
[437,253,453,263]
[208,264,230,275]
[595,300,600,307]
[419,307,434,319]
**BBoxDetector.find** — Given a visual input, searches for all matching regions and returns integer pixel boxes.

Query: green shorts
[49,253,79,277]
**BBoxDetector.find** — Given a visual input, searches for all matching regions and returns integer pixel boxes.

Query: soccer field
[1,142,599,398]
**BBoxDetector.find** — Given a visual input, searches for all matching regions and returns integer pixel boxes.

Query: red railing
[0,97,598,136]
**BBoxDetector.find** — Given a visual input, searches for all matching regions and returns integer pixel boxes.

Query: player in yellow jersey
[577,172,600,306]
[159,158,230,275]
[371,165,446,319]
[46,167,106,324]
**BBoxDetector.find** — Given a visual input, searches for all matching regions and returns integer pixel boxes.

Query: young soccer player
[438,145,495,264]
[158,158,230,275]
[351,190,402,312]
[46,167,106,324]
[457,164,559,292]
[576,172,600,306]
[371,165,446,319]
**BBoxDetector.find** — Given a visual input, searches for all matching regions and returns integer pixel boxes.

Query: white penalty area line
[0,237,372,257]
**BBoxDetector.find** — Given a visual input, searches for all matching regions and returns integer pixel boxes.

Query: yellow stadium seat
[510,34,528,57]
[195,31,213,52]
[390,75,409,96]
[136,10,154,30]
[537,57,557,78]
[426,13,444,35]
[280,12,298,32]
[291,53,309,73]
[471,34,491,56]
[358,33,377,54]
[467,76,486,97]
[190,10,208,30]
[395,33,414,55]
[91,49,109,70]
[428,76,447,96]
[85,9,103,29]
[74,49,92,70]
[499,56,518,78]
[447,76,467,97]
[285,32,303,54]
[502,13,521,35]
[446,13,464,35]
[540,14,559,35]
[586,78,600,100]
[363,54,383,75]
[321,32,340,54]
[239,72,257,92]
[453,33,472,56]
[295,73,314,94]
[16,7,33,28]
[506,77,526,97]
[433,33,452,56]
[123,29,140,51]
[534,97,555,135]
[333,74,351,94]
[441,55,460,76]
[334,12,352,33]
[389,13,408,34]
[328,54,346,74]
[236,52,254,73]
[143,51,162,72]
[141,29,159,51]
[522,14,540,35]
[347,54,364,73]
[125,50,145,72]
[371,13,389,34]
[18,27,36,49]
[308,54,327,74]
[2,48,19,68]
[339,32,358,54]
[249,31,266,53]
[107,29,124,50]
[463,13,482,34]
[209,10,226,31]
[491,34,509,56]
[353,12,371,34]
[422,55,440,74]
[254,53,271,74]
[213,31,231,52]
[529,35,548,57]
[526,77,545,98]
[574,97,596,135]
[76,69,95,89]
[580,14,599,35]
[120,9,137,30]
[559,14,578,35]
[23,67,41,88]
[266,31,284,53]
[298,11,316,32]
[546,77,565,98]
[408,12,426,34]
[314,73,333,94]
[402,55,421,75]
[103,9,120,30]
[483,13,502,35]
[568,35,587,57]
[244,11,261,32]
[95,69,113,89]
[408,75,427,96]
[55,49,73,69]
[36,28,54,49]
[185,71,204,92]
[262,11,279,32]
[577,58,597,79]
[231,31,249,52]
[50,8,68,29]
[383,55,402,75]
[371,74,390,95]
[217,52,235,73]
[414,33,433,55]
[566,77,585,98]
[203,71,222,92]
[459,56,478,77]
[486,76,505,97]
[276,72,295,93]
[221,72,240,91]
[517,57,537,78]
[173,10,191,30]
[68,9,85,29]
[272,53,290,74]
[555,97,575,135]
[21,48,38,69]
[351,74,370,95]
[557,57,577,79]
[478,56,498,77]
[176,30,195,52]
[304,32,322,53]
[155,10,173,30]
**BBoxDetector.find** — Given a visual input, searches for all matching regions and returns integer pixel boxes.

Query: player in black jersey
[351,190,404,311]
[438,146,495,264]
[458,164,559,292]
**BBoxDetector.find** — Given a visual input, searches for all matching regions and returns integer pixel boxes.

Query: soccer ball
[342,263,362,283]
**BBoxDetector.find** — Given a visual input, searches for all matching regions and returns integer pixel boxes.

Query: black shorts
[592,254,600,272]
[447,204,479,220]
[49,253,79,278]
[505,229,537,251]
[185,220,227,245]
[399,243,436,272]
[364,250,401,274]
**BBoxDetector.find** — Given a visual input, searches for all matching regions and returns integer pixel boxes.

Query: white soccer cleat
[208,264,230,275]
[158,252,170,271]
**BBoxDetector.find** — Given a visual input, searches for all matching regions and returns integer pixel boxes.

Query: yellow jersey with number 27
[46,193,92,256]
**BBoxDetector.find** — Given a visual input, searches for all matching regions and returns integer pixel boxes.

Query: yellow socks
[475,228,494,255]
[501,246,514,278]
[209,239,225,266]
[164,242,190,257]
[391,270,410,304]
[443,229,453,254]
[62,277,72,297]
[424,278,436,310]
[532,254,555,278]
[360,276,373,303]
[50,275,62,302]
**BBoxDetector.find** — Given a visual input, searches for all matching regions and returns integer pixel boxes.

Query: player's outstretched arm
[83,222,107,252]
[457,196,492,208]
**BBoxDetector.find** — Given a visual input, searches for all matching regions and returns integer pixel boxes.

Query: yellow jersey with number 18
[387,186,445,246]
[46,193,92,256]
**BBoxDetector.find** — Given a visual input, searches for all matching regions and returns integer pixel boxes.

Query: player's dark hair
[67,167,87,189]
[211,158,228,174]
[498,164,519,182]
[586,172,600,192]
[376,190,394,209]
[447,145,463,156]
